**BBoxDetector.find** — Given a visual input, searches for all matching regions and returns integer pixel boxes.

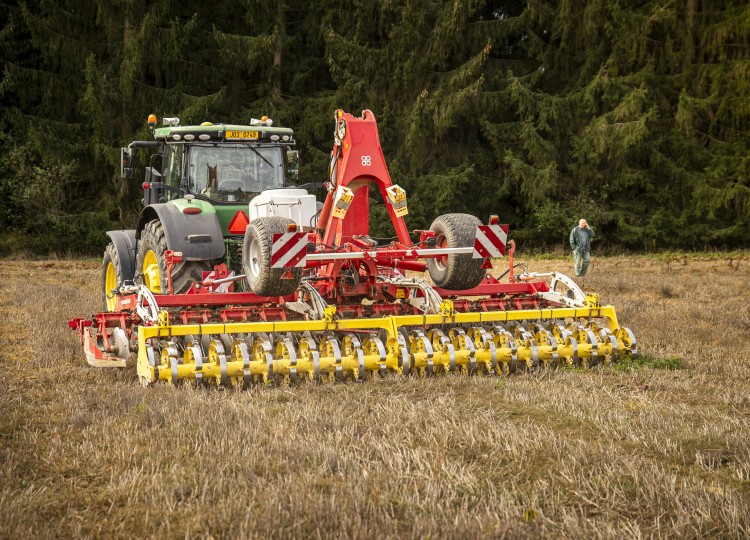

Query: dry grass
[1,254,749,538]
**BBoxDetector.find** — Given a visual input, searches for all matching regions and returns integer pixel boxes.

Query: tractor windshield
[188,144,284,202]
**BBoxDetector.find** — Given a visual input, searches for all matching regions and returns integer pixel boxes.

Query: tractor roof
[154,123,295,144]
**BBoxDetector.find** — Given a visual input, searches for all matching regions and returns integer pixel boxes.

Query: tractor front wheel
[136,220,211,294]
[427,213,485,290]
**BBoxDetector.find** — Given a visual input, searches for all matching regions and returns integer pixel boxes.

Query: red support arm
[319,110,411,248]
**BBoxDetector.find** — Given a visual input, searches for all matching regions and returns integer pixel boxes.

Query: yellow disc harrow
[135,306,637,387]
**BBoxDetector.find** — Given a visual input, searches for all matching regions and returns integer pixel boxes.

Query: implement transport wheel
[136,220,211,294]
[243,217,302,296]
[427,213,485,290]
[102,243,122,311]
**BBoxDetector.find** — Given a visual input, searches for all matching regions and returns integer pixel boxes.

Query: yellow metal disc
[105,261,117,311]
[142,250,161,293]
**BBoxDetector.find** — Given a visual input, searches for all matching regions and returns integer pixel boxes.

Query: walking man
[569,218,595,277]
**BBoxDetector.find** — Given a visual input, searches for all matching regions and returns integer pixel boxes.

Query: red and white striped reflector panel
[203,269,235,292]
[271,232,308,268]
[472,224,509,258]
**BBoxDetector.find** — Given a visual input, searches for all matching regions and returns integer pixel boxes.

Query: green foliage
[0,1,748,255]
[613,355,683,373]
[0,138,117,254]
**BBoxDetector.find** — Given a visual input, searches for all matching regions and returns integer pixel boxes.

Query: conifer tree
[0,1,747,253]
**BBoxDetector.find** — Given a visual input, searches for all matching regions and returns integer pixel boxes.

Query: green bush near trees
[1,1,748,255]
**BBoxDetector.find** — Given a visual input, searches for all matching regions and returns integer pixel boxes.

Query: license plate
[225,130,259,139]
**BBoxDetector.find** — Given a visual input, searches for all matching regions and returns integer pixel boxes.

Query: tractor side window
[163,145,184,200]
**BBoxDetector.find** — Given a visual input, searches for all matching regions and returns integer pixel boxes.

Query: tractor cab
[122,116,298,206]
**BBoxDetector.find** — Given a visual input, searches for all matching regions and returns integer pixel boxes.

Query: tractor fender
[106,230,137,282]
[137,203,226,261]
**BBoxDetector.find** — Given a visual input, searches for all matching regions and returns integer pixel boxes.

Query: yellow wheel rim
[105,261,117,311]
[142,250,161,293]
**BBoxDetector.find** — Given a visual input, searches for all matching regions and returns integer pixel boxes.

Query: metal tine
[209,339,229,386]
[362,334,387,378]
[410,329,434,376]
[319,334,343,382]
[200,334,212,356]
[601,331,619,363]
[170,357,180,385]
[329,334,344,382]
[618,327,638,359]
[162,340,180,385]
[396,332,411,376]
[449,327,477,375]
[564,324,587,367]
[343,333,365,381]
[490,325,517,375]
[544,320,577,367]
[508,323,539,370]
[428,328,455,374]
[187,340,205,387]
[548,321,573,343]
[580,327,599,367]
[219,333,234,355]
[252,333,274,386]
[232,339,252,388]
[473,326,497,374]
[562,333,579,368]
[305,332,322,382]
[530,323,559,368]
[587,324,618,363]
[162,341,179,363]
[566,321,587,335]
[145,342,158,368]
[277,336,298,383]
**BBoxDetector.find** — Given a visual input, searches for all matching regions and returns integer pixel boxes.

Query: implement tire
[427,213,485,290]
[243,217,302,296]
[102,243,123,311]
[136,219,211,294]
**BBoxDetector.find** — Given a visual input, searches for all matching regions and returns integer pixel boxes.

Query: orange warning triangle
[227,211,250,235]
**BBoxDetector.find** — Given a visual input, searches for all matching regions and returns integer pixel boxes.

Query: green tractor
[104,114,305,311]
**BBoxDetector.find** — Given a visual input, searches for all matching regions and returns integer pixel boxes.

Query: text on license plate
[225,130,259,139]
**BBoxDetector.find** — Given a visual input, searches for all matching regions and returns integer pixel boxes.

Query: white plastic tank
[249,189,319,231]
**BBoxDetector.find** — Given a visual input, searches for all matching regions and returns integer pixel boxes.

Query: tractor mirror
[286,149,300,165]
[120,147,134,179]
[286,149,300,182]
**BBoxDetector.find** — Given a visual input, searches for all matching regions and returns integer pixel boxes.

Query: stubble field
[1,254,749,538]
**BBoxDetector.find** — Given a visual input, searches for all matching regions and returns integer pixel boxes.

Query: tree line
[1,0,748,254]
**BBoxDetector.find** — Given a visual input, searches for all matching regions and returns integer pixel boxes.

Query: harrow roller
[135,308,636,387]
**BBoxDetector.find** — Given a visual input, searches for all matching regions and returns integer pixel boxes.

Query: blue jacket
[569,226,595,253]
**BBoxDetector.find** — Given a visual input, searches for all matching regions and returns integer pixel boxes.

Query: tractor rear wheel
[243,217,302,296]
[136,220,211,294]
[102,243,122,311]
[427,213,485,290]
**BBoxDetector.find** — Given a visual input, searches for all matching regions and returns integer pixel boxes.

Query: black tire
[102,243,123,311]
[136,220,212,294]
[243,217,302,296]
[426,213,485,290]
